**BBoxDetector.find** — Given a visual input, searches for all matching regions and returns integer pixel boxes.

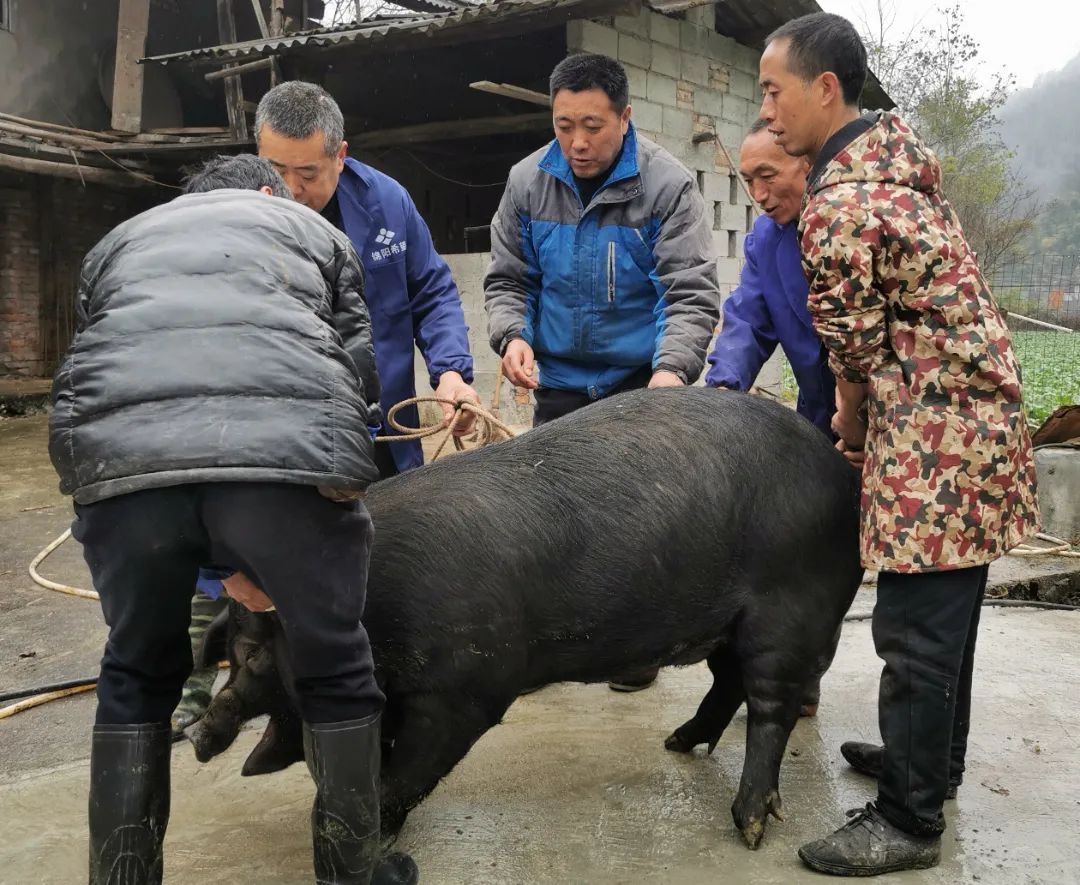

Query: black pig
[189,388,862,849]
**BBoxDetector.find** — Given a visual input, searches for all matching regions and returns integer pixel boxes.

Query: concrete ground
[2,414,1079,884]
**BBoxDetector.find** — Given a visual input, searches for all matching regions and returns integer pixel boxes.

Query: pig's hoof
[738,817,766,850]
[242,717,304,776]
[799,703,819,718]
[664,728,696,753]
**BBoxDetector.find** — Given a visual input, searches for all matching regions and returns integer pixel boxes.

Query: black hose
[0,676,97,704]
[844,597,1080,622]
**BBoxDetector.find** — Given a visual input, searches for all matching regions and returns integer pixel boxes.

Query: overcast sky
[816,0,1079,89]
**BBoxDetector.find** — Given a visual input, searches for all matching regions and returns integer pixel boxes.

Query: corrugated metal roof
[143,0,633,66]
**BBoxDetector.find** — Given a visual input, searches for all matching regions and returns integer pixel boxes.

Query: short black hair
[747,118,772,136]
[549,53,629,112]
[766,12,867,107]
[181,154,293,197]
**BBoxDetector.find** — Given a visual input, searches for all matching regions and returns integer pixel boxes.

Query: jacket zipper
[607,241,616,304]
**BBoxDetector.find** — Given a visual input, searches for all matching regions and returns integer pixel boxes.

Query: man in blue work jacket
[705,118,835,437]
[257,80,479,478]
[706,119,839,718]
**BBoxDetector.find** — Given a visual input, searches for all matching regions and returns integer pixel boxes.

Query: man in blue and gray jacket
[485,53,720,690]
[704,119,836,437]
[485,53,721,426]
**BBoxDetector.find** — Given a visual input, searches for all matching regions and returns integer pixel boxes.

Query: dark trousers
[874,564,988,836]
[74,483,384,727]
[372,439,401,480]
[533,364,653,426]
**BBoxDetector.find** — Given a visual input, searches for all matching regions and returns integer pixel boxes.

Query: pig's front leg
[665,648,745,753]
[379,691,511,839]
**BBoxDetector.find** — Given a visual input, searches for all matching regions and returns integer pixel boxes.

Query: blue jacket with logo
[485,123,720,397]
[705,215,835,435]
[335,157,473,471]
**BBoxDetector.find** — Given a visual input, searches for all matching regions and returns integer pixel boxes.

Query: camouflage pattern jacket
[799,111,1039,572]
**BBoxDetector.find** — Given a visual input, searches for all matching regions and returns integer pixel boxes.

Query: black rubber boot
[798,803,941,876]
[304,713,419,885]
[88,723,172,885]
[841,742,959,799]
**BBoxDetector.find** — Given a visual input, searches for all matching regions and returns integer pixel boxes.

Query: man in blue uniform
[705,119,835,437]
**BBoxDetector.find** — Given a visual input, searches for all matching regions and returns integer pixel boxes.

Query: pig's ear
[193,606,230,669]
[241,714,305,777]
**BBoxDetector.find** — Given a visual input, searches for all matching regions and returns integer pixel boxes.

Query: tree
[859,2,1039,274]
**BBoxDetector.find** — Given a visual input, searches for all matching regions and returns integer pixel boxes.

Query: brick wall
[0,170,158,377]
[567,7,764,295]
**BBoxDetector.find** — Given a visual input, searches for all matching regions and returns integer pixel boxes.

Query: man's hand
[434,371,481,436]
[836,438,867,470]
[648,370,685,389]
[831,380,868,450]
[501,338,539,390]
[831,408,868,450]
[222,572,275,613]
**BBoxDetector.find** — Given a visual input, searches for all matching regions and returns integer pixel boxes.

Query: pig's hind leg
[664,648,745,754]
[729,630,816,849]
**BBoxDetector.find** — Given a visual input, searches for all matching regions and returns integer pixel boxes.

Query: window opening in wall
[0,0,11,31]
[727,230,736,258]
[696,170,705,194]
[712,201,723,231]
[729,173,738,204]
[746,205,753,232]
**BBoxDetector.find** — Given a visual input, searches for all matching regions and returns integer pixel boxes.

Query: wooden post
[216,0,249,141]
[111,0,151,133]
[270,0,285,36]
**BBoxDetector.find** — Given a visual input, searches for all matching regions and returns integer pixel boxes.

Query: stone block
[651,41,681,79]
[619,34,651,70]
[692,87,724,117]
[631,99,663,134]
[613,13,649,38]
[646,71,677,106]
[679,20,710,56]
[681,52,709,87]
[649,12,681,47]
[568,19,619,56]
[625,63,648,99]
[729,68,760,102]
[662,106,694,139]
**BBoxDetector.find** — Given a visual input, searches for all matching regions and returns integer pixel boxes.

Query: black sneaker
[798,803,941,876]
[608,667,659,692]
[840,742,960,798]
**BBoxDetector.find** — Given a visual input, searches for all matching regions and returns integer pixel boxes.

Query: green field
[1012,330,1080,424]
[776,330,1080,425]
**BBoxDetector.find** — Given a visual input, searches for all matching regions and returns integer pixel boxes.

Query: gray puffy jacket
[49,189,382,504]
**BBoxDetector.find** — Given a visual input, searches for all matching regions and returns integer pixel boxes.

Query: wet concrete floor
[2,415,1079,884]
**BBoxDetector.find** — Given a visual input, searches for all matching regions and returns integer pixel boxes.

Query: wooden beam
[352,112,551,150]
[270,0,285,36]
[470,81,551,108]
[249,0,271,36]
[0,153,152,187]
[216,0,250,141]
[92,138,250,154]
[111,0,151,133]
[0,119,116,150]
[205,58,274,81]
[0,112,126,142]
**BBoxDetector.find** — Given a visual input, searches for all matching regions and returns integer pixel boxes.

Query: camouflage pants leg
[171,589,227,735]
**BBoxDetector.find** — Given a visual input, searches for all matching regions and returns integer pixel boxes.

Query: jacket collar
[538,122,643,205]
[335,158,375,249]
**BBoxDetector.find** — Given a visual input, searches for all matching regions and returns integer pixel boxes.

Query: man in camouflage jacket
[759,12,1039,877]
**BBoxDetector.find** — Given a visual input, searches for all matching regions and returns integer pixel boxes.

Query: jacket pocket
[607,241,616,304]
